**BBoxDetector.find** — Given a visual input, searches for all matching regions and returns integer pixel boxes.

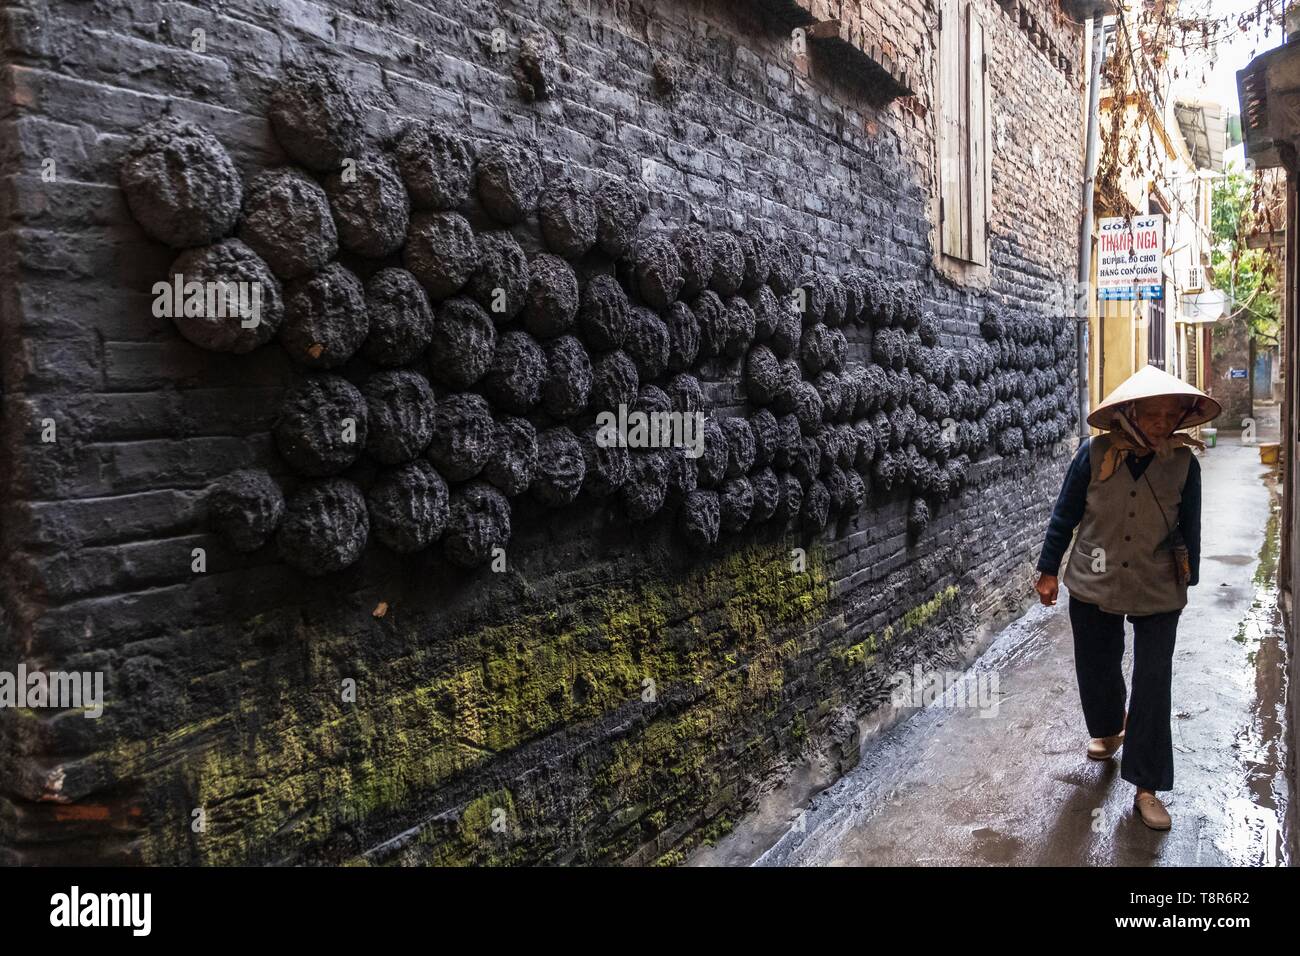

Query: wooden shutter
[967,8,988,264]
[939,0,964,258]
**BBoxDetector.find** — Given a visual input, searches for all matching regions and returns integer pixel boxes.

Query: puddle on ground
[1217,480,1290,867]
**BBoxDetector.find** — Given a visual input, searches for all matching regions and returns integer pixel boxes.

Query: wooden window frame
[939,0,991,266]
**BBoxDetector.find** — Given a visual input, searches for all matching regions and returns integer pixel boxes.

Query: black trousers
[1067,595,1180,791]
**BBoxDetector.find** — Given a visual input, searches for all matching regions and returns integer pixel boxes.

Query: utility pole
[1076,11,1111,438]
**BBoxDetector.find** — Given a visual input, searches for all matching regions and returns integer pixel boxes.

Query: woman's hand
[1035,573,1059,606]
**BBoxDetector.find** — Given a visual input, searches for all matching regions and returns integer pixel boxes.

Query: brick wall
[0,0,1084,865]
[1210,316,1252,427]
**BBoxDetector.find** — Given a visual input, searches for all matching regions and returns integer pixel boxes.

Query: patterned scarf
[1097,402,1205,482]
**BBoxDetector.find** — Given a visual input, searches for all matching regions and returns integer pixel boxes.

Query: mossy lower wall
[5,444,1062,865]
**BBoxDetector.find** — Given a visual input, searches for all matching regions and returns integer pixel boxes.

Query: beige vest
[1061,433,1191,616]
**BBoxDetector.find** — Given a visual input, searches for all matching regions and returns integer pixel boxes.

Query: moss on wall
[98,539,836,864]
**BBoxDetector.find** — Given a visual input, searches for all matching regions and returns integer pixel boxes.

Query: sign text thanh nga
[1097,215,1164,299]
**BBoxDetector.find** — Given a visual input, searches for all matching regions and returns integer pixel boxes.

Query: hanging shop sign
[1097,215,1164,300]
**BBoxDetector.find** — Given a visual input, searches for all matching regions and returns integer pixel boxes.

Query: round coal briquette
[693,290,728,360]
[541,334,593,419]
[634,234,684,309]
[845,469,866,510]
[740,234,771,291]
[476,143,543,224]
[665,300,700,373]
[766,238,801,295]
[208,469,284,552]
[665,372,703,416]
[532,425,586,507]
[324,152,410,258]
[427,296,497,389]
[776,470,803,524]
[268,66,365,172]
[589,349,640,412]
[800,323,835,376]
[665,445,699,497]
[483,415,537,497]
[822,276,847,327]
[721,417,756,478]
[580,422,631,497]
[697,417,728,488]
[524,253,579,339]
[907,496,930,536]
[795,274,828,326]
[275,375,369,476]
[624,306,671,381]
[469,230,530,323]
[708,232,745,296]
[749,408,780,466]
[594,177,645,258]
[538,177,597,260]
[426,391,495,481]
[395,121,473,211]
[720,477,753,533]
[579,274,630,351]
[814,370,844,421]
[237,167,337,280]
[367,459,449,553]
[790,436,821,488]
[771,357,803,415]
[744,343,783,405]
[281,264,369,369]
[276,478,369,575]
[622,449,670,521]
[825,464,849,512]
[675,224,715,299]
[723,295,756,359]
[918,310,941,346]
[790,380,824,435]
[481,329,545,415]
[363,369,436,465]
[680,489,720,549]
[801,477,831,530]
[119,117,242,249]
[634,384,672,417]
[404,211,479,300]
[747,285,781,341]
[443,480,512,568]
[774,413,802,468]
[841,271,866,325]
[769,303,802,358]
[362,268,434,366]
[748,465,779,524]
[164,239,283,353]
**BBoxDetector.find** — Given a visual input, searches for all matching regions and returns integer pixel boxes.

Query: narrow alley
[756,413,1289,867]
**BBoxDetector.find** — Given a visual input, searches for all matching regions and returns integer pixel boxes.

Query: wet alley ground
[707,413,1291,867]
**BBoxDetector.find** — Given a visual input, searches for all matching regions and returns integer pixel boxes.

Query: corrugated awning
[1238,37,1300,170]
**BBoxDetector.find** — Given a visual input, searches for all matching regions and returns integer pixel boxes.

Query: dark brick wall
[0,0,1083,864]
[1209,316,1252,428]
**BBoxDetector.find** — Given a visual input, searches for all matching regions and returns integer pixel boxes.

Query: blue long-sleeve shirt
[1036,437,1201,587]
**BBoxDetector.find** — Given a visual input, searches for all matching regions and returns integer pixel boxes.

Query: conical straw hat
[1087,364,1222,430]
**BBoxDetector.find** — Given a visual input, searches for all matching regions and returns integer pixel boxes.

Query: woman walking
[1034,365,1220,830]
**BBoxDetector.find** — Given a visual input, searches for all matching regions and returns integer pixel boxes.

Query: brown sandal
[1086,710,1127,760]
[1134,792,1171,830]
